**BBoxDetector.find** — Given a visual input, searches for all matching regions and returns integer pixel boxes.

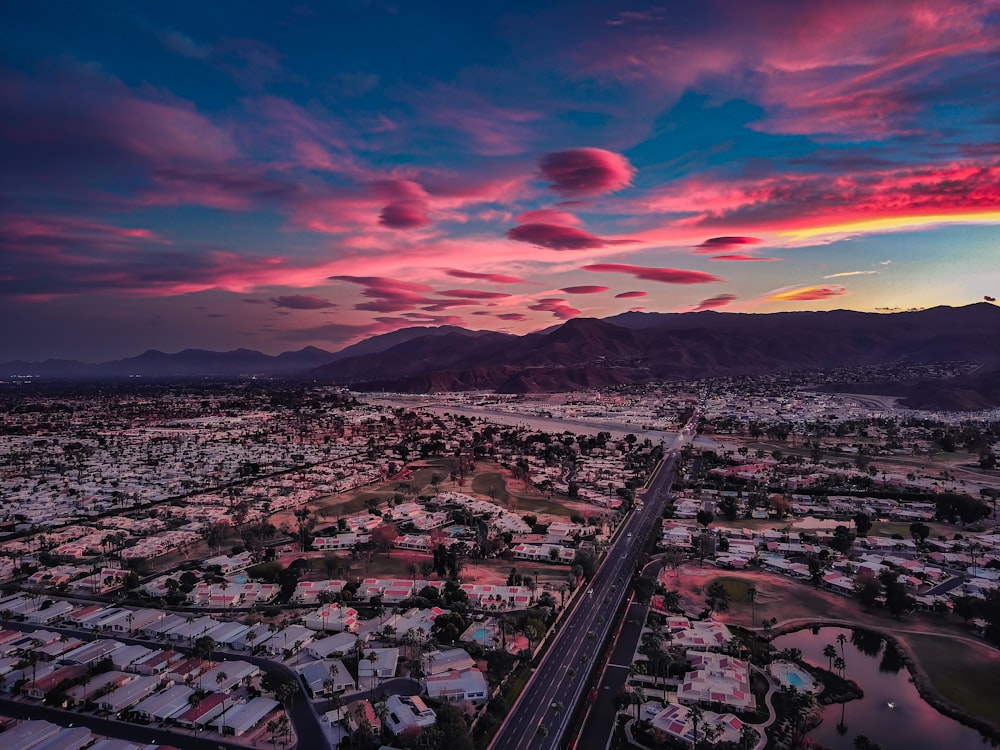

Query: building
[384,694,436,735]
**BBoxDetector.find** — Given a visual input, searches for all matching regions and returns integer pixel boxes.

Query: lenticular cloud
[539,148,636,196]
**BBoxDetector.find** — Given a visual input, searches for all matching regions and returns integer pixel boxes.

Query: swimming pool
[787,671,806,687]
[471,627,489,643]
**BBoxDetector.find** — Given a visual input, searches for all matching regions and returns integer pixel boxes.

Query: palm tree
[690,704,704,749]
[215,670,229,735]
[632,687,646,719]
[367,650,379,690]
[834,655,846,677]
[837,632,848,662]
[747,585,757,627]
[823,643,837,672]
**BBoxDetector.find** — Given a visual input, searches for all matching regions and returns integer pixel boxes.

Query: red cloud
[379,201,431,229]
[615,291,647,298]
[437,289,512,299]
[444,269,527,284]
[420,299,483,312]
[515,209,582,226]
[582,263,724,284]
[694,294,737,311]
[330,275,434,312]
[529,297,581,320]
[768,285,847,302]
[372,179,431,230]
[561,285,609,294]
[269,294,336,309]
[375,314,466,327]
[507,223,633,251]
[709,254,779,261]
[694,236,762,252]
[577,2,997,140]
[642,163,1000,237]
[540,148,636,196]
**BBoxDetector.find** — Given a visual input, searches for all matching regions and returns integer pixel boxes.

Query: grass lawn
[700,574,836,627]
[715,576,755,603]
[904,633,1000,731]
[510,492,574,517]
[471,471,510,504]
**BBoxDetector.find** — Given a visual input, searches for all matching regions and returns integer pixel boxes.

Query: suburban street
[490,417,692,750]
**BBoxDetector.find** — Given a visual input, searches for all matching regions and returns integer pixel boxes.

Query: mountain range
[4,305,1000,409]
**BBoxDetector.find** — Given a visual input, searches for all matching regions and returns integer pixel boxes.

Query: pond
[773,626,992,750]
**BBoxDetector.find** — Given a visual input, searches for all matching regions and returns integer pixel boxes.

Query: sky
[1,0,998,361]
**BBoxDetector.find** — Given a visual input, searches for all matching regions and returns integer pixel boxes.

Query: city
[2,2,999,750]
[0,376,997,750]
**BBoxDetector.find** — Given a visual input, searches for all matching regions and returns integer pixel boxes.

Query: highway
[490,418,692,750]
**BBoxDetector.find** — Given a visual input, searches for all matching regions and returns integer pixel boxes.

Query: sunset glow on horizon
[1,1,998,360]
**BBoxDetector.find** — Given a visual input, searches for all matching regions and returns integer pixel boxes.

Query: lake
[773,626,992,750]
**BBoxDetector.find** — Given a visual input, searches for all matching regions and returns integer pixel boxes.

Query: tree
[854,573,881,609]
[853,512,872,537]
[274,680,297,709]
[696,510,714,529]
[367,650,379,689]
[690,704,704,749]
[216,671,229,734]
[823,643,837,672]
[704,581,730,617]
[747,585,757,627]
[909,522,930,546]
[834,655,847,676]
[662,589,681,613]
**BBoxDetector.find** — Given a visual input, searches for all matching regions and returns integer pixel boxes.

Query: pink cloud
[1,64,238,196]
[496,312,528,321]
[420,299,484,312]
[575,0,998,140]
[582,263,725,284]
[415,82,541,156]
[379,313,467,327]
[539,148,636,196]
[615,291,647,299]
[694,294,737,311]
[767,285,848,302]
[515,209,582,226]
[634,163,1000,239]
[709,254,779,262]
[373,179,431,230]
[140,167,297,211]
[693,236,763,252]
[330,275,434,312]
[371,179,428,202]
[438,289,512,299]
[379,201,431,229]
[506,223,634,251]
[529,297,580,320]
[444,269,527,284]
[561,285,609,294]
[269,294,336,310]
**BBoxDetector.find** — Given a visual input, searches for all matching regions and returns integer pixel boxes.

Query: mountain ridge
[5,304,1000,410]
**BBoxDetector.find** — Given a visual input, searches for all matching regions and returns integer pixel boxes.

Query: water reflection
[773,626,991,750]
[878,641,903,674]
